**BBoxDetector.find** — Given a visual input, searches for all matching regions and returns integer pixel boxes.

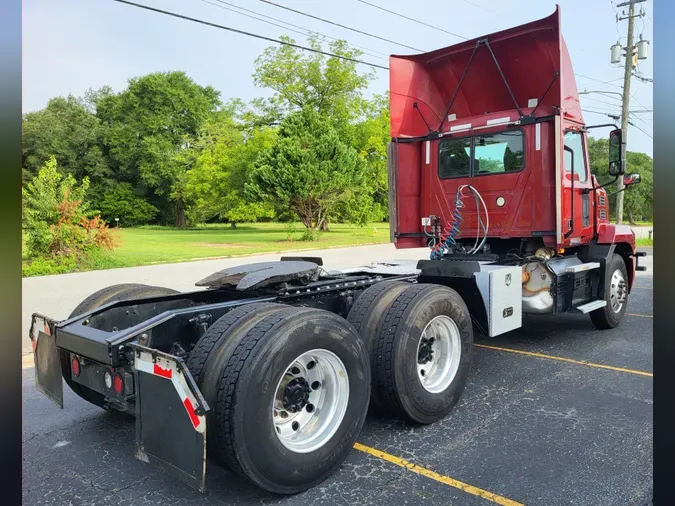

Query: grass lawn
[22,222,391,276]
[636,237,653,247]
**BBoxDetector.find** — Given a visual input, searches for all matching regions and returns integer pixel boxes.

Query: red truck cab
[387,5,646,325]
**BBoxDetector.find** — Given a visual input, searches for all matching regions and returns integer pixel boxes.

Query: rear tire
[346,280,410,412]
[186,302,286,464]
[373,284,473,424]
[211,306,370,494]
[64,284,179,407]
[590,253,629,329]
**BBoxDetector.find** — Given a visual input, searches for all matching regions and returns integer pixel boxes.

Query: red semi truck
[29,5,646,496]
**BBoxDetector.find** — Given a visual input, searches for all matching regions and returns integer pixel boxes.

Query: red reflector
[113,374,124,394]
[71,357,81,377]
[183,398,200,429]
[153,363,172,379]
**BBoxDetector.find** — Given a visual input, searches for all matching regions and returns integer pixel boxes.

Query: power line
[460,0,495,13]
[356,0,467,40]
[110,0,389,70]
[630,91,651,111]
[199,0,320,44]
[628,120,653,139]
[207,0,390,59]
[582,108,621,119]
[575,73,624,88]
[259,0,423,52]
[581,96,624,108]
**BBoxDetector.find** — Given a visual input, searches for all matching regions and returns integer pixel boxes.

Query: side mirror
[608,128,624,176]
[623,173,641,186]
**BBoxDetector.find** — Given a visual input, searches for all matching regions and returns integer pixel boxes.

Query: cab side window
[563,131,588,183]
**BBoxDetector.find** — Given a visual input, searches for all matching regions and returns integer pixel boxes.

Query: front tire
[590,253,629,329]
[373,284,473,424]
[212,306,370,494]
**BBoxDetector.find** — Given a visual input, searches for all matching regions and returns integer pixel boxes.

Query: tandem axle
[29,250,642,494]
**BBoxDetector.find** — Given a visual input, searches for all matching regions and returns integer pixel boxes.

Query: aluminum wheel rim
[416,315,462,394]
[272,349,349,453]
[609,269,627,313]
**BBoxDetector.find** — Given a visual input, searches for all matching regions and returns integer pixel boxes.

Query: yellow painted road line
[628,313,653,318]
[353,442,524,506]
[475,344,652,377]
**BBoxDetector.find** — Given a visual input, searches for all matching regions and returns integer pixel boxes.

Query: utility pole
[614,0,647,224]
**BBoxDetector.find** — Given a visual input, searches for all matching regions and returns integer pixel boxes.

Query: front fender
[596,223,636,252]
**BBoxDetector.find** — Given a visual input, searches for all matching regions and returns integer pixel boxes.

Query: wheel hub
[417,337,435,365]
[416,315,462,394]
[272,349,350,454]
[283,377,311,413]
[609,269,628,312]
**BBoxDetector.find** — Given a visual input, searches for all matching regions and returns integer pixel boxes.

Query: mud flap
[132,345,210,492]
[32,314,64,409]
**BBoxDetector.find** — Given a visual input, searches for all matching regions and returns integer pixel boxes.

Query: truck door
[560,126,594,246]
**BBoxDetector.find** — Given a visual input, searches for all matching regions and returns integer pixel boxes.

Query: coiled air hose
[429,185,489,260]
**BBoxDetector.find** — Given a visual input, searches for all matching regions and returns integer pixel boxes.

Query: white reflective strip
[425,141,430,164]
[450,123,471,132]
[536,123,541,151]
[486,117,511,126]
[135,351,206,433]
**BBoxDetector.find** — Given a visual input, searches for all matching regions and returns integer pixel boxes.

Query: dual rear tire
[188,304,370,495]
[348,282,474,424]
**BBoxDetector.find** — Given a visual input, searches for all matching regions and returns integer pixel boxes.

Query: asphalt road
[23,246,653,505]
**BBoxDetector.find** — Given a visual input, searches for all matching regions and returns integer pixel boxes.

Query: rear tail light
[71,356,81,377]
[113,374,124,394]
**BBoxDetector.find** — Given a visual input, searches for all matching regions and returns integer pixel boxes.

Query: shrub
[22,156,118,264]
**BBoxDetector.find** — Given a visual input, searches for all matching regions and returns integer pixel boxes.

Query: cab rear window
[439,130,525,179]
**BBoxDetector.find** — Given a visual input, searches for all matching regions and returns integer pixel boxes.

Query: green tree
[246,108,368,234]
[347,93,390,223]
[90,182,159,227]
[587,135,653,223]
[22,96,110,184]
[252,35,382,228]
[96,71,221,227]
[252,34,375,127]
[183,110,276,227]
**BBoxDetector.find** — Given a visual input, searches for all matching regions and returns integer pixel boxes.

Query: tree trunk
[175,198,187,228]
[321,220,329,232]
[230,222,237,229]
[627,210,635,225]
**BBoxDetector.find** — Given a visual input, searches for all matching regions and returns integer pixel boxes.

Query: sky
[22,0,653,156]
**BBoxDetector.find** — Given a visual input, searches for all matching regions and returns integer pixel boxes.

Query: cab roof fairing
[388,5,584,139]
